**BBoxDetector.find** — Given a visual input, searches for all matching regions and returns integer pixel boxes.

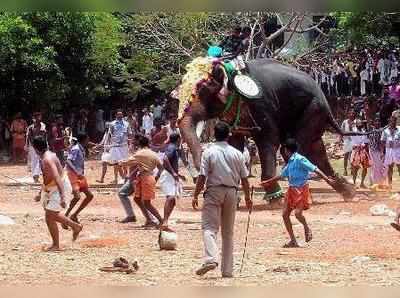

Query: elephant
[177,58,357,200]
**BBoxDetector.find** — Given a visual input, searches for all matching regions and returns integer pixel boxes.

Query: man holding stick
[192,122,252,278]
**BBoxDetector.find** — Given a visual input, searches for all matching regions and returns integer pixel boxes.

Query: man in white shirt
[341,110,356,176]
[192,122,252,278]
[109,109,132,184]
[360,68,369,96]
[142,109,154,137]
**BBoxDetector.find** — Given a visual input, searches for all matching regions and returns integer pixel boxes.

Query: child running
[33,136,82,251]
[260,139,334,248]
[64,134,94,225]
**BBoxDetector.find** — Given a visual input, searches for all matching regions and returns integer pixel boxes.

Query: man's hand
[260,180,271,188]
[192,195,199,210]
[326,177,336,186]
[178,174,187,182]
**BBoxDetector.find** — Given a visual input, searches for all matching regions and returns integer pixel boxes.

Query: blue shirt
[67,144,85,176]
[164,143,179,173]
[281,152,317,187]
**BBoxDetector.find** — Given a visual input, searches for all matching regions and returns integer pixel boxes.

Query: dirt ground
[2,161,400,285]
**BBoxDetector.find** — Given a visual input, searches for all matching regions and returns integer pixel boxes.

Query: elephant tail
[326,110,368,136]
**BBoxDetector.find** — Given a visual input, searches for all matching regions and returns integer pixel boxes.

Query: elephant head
[177,61,231,171]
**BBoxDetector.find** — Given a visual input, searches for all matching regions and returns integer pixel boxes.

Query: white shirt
[200,141,248,188]
[142,114,154,132]
[341,119,356,144]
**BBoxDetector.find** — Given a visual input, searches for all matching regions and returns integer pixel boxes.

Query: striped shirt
[281,152,317,187]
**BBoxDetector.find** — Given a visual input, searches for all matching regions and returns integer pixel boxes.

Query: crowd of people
[3,29,400,278]
[299,48,399,98]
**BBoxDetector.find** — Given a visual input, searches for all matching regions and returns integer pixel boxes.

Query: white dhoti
[29,145,41,177]
[41,175,72,212]
[109,144,129,163]
[384,147,400,166]
[101,150,112,163]
[159,171,182,198]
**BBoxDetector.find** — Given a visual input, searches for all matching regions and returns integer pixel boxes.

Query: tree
[0,12,123,115]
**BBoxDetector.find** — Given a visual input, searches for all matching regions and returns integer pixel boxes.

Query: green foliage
[0,12,123,113]
[331,12,400,49]
[10,12,398,113]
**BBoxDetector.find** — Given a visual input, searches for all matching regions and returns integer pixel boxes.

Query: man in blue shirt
[64,134,94,225]
[261,139,334,248]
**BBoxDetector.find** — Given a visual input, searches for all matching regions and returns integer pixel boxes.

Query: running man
[261,139,334,248]
[64,134,94,224]
[33,136,82,251]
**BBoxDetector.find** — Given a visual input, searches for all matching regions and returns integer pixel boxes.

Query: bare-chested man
[33,135,82,251]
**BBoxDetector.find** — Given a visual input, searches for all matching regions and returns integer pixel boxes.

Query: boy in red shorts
[261,139,334,248]
[64,134,94,224]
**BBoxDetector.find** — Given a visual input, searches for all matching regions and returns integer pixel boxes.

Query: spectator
[142,108,154,137]
[10,112,27,163]
[341,110,356,176]
[49,115,66,166]
[26,112,47,183]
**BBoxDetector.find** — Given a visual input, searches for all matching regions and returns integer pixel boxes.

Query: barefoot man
[64,134,94,224]
[261,139,334,248]
[33,136,82,251]
[120,134,164,227]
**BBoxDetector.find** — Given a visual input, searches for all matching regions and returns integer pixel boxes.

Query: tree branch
[274,14,304,58]
[256,12,299,58]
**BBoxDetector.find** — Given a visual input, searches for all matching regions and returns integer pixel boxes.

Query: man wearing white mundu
[109,109,132,183]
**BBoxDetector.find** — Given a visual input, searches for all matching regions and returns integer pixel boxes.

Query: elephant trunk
[179,114,202,171]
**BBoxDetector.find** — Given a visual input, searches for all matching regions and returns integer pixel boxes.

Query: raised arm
[314,168,334,186]
[260,175,282,188]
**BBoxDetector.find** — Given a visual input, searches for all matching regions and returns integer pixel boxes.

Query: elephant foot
[263,183,284,204]
[331,174,356,201]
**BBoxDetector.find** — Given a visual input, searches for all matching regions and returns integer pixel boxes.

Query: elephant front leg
[256,140,283,201]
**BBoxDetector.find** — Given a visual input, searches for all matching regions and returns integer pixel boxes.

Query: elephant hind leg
[294,102,355,199]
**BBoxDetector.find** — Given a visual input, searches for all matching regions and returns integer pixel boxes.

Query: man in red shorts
[121,134,163,228]
[64,133,94,224]
[261,139,334,248]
